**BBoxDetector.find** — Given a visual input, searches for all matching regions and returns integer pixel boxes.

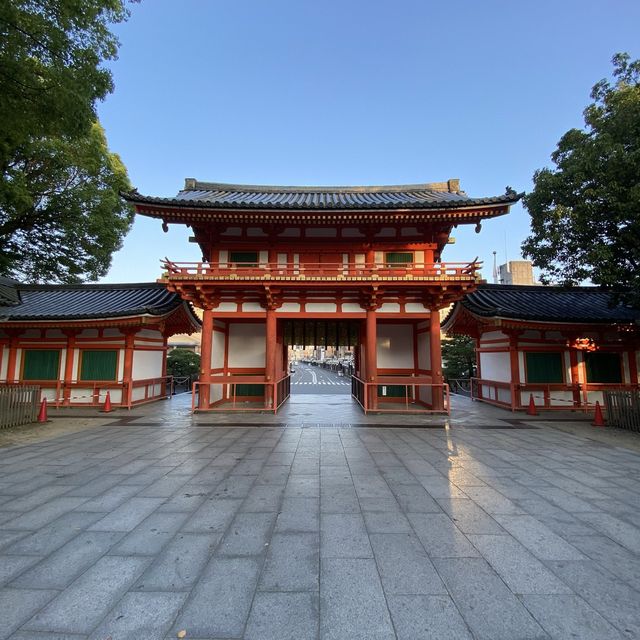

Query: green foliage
[0,123,133,281]
[0,1,135,282]
[442,334,476,380]
[167,349,201,379]
[522,53,640,307]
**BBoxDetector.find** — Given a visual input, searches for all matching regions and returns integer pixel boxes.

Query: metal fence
[0,385,40,429]
[604,390,640,431]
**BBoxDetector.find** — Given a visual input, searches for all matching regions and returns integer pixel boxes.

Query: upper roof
[124,178,521,213]
[443,284,640,328]
[0,282,200,327]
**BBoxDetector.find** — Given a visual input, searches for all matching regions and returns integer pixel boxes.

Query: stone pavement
[0,397,639,639]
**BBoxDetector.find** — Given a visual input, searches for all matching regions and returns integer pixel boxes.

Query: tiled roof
[0,282,199,323]
[0,277,21,306]
[455,284,640,324]
[124,179,521,211]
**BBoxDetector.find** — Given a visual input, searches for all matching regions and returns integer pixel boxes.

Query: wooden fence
[603,390,640,432]
[0,385,40,429]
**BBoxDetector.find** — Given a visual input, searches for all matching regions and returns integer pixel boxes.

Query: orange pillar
[509,332,521,410]
[265,308,277,407]
[628,348,639,384]
[62,330,77,406]
[430,308,444,411]
[199,308,213,409]
[5,332,19,382]
[366,308,377,410]
[569,345,581,408]
[122,330,135,408]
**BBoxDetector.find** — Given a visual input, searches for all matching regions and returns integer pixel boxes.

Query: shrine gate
[126,179,519,413]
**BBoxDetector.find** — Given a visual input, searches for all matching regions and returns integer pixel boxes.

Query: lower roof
[0,282,200,326]
[443,284,640,328]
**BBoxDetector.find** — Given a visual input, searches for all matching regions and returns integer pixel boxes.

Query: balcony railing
[161,259,481,282]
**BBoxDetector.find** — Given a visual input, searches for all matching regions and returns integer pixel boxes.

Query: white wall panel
[479,352,510,382]
[212,330,225,369]
[306,303,337,313]
[229,323,265,367]
[132,350,163,380]
[377,324,413,368]
[417,332,430,370]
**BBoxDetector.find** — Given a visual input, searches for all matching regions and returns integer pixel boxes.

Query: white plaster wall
[405,303,428,313]
[518,351,526,383]
[341,303,362,313]
[118,349,125,380]
[132,350,163,380]
[377,324,414,369]
[414,250,424,264]
[259,251,268,267]
[103,328,122,338]
[228,323,266,368]
[377,303,401,313]
[417,332,430,370]
[481,330,508,342]
[280,228,301,237]
[248,227,267,237]
[0,346,7,379]
[219,250,228,267]
[306,303,337,313]
[374,251,384,264]
[136,329,161,340]
[564,351,572,383]
[342,228,365,238]
[622,352,630,384]
[401,227,419,237]
[306,228,337,237]
[79,329,99,339]
[214,302,238,312]
[376,228,395,237]
[212,330,225,369]
[242,302,264,312]
[520,390,575,408]
[45,329,65,339]
[278,303,301,312]
[479,352,510,382]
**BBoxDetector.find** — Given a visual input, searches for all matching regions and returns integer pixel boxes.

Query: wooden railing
[0,377,173,410]
[192,374,291,413]
[161,259,481,281]
[0,385,40,428]
[471,377,640,412]
[351,376,450,414]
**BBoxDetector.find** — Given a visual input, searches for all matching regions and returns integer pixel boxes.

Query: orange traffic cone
[592,401,605,427]
[527,393,538,416]
[101,391,112,413]
[37,398,48,423]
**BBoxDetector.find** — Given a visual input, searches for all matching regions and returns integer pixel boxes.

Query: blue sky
[98,0,640,283]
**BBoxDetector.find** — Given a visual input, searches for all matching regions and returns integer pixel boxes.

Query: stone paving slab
[1,403,640,638]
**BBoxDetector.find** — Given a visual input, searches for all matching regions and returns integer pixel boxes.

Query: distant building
[498,260,538,285]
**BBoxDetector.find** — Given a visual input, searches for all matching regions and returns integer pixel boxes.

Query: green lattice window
[230,251,258,267]
[22,349,60,381]
[525,352,564,383]
[385,252,413,265]
[584,352,622,383]
[80,350,118,381]
[234,384,264,397]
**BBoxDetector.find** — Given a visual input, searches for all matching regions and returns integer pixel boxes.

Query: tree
[167,349,201,379]
[522,53,640,307]
[442,335,476,380]
[0,123,133,281]
[0,1,135,282]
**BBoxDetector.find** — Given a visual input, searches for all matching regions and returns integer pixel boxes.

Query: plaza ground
[0,396,639,639]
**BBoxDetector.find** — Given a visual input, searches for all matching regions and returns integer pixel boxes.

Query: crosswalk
[292,380,350,386]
